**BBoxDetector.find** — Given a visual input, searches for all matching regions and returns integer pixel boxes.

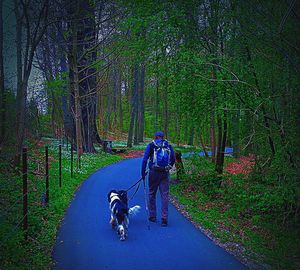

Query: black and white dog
[108,190,141,241]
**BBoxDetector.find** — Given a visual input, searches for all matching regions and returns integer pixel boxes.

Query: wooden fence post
[22,147,28,241]
[45,146,49,204]
[59,144,62,187]
[71,144,73,178]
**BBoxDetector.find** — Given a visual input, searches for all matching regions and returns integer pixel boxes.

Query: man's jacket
[141,139,175,178]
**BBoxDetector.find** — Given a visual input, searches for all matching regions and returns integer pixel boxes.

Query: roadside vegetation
[170,155,300,270]
[0,138,122,270]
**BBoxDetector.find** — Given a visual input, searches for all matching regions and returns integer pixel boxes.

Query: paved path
[181,147,233,158]
[52,157,247,270]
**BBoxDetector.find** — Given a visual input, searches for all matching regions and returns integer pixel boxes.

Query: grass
[2,138,298,269]
[169,156,300,270]
[112,138,205,153]
[0,138,122,270]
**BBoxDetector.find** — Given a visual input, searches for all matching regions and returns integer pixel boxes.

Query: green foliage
[170,154,300,269]
[45,77,67,97]
[0,138,122,269]
[179,156,220,195]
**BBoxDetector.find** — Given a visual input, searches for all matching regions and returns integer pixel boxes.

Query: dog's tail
[128,205,141,216]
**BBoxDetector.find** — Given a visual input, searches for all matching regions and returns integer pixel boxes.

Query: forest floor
[116,150,144,158]
[169,155,261,269]
[1,137,298,269]
[0,137,123,270]
[169,155,300,270]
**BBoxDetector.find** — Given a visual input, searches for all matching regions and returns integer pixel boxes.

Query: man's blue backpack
[152,140,171,171]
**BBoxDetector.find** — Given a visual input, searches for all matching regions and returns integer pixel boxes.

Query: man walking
[141,131,175,226]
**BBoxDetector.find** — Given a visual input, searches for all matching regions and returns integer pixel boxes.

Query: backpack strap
[152,140,159,147]
[152,140,158,165]
[163,140,171,166]
[151,140,165,166]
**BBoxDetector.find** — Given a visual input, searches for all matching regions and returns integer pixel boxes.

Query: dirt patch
[225,155,255,175]
[116,150,144,159]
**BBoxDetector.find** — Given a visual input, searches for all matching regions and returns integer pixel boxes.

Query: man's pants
[148,169,169,220]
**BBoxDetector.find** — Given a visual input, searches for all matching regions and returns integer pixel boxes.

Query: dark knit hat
[155,131,164,138]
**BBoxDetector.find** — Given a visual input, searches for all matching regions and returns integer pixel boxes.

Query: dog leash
[125,171,150,230]
[128,181,141,201]
[126,170,149,201]
[125,171,148,193]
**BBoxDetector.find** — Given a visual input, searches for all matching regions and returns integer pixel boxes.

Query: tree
[0,0,5,145]
[14,0,49,164]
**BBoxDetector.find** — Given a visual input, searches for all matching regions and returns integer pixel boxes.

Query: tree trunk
[127,104,135,148]
[127,65,138,147]
[43,28,57,137]
[119,77,123,134]
[215,111,228,175]
[0,0,5,145]
[232,106,240,158]
[69,1,83,166]
[73,64,83,164]
[14,0,24,164]
[154,77,159,132]
[138,63,145,142]
[200,132,209,158]
[98,90,104,135]
[175,151,185,181]
[210,109,216,162]
[16,77,29,164]
[59,40,74,144]
[14,0,49,164]
[176,113,181,145]
[111,65,118,132]
[78,0,98,152]
[188,124,194,145]
[133,65,139,145]
[184,115,189,144]
[215,115,223,174]
[220,113,228,173]
[105,92,111,137]
[163,78,168,139]
[67,0,101,153]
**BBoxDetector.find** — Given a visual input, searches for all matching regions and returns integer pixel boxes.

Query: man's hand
[142,170,149,180]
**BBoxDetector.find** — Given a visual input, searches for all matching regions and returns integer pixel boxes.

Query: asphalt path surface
[181,147,233,158]
[52,157,248,270]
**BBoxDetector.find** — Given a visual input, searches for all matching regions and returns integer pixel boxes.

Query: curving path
[52,157,248,270]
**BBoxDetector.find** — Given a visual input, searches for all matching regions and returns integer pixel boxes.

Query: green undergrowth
[170,156,300,270]
[111,139,203,153]
[0,138,122,270]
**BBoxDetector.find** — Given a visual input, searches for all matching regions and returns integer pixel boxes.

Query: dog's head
[108,190,118,203]
[108,190,128,206]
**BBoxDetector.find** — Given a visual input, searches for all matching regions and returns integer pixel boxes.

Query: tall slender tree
[0,0,5,145]
[14,0,49,164]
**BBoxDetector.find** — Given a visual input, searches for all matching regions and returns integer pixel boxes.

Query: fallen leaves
[116,150,144,158]
[225,155,255,175]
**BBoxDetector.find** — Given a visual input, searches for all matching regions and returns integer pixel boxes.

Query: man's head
[155,131,164,139]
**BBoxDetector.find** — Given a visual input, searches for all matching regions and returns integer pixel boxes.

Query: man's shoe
[149,217,156,223]
[161,219,168,227]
